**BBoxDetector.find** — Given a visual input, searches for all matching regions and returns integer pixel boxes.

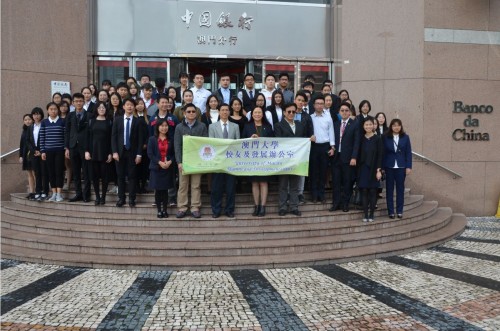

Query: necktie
[125,117,131,150]
[249,90,253,99]
[223,123,228,139]
[341,121,347,138]
[77,113,82,122]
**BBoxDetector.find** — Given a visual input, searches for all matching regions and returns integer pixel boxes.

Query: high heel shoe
[252,205,260,217]
[258,205,266,217]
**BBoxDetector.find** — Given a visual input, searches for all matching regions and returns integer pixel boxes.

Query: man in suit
[111,98,145,207]
[215,73,233,105]
[293,91,314,204]
[275,103,311,216]
[237,73,260,115]
[174,72,189,104]
[65,92,92,202]
[208,103,240,218]
[330,101,360,212]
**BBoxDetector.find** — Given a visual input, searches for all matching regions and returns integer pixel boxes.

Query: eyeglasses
[285,110,296,114]
[185,110,196,114]
[340,109,351,112]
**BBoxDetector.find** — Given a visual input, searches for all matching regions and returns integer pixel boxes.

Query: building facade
[2,0,499,215]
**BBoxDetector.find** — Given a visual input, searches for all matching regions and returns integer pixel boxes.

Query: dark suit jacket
[215,88,234,105]
[111,115,144,158]
[65,110,91,150]
[147,136,175,170]
[358,134,384,180]
[174,86,188,104]
[294,111,314,138]
[274,119,307,138]
[334,118,360,164]
[242,122,274,138]
[266,105,283,127]
[382,134,412,169]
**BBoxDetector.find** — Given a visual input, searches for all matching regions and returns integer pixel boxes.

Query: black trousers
[309,142,329,200]
[332,155,355,208]
[91,161,109,197]
[70,145,91,198]
[32,155,49,194]
[155,190,168,212]
[361,188,378,219]
[45,151,65,188]
[115,150,137,201]
[211,173,236,214]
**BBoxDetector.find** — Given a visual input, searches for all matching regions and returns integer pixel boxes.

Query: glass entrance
[187,59,247,94]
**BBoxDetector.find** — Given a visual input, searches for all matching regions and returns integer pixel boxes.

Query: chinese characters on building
[181,9,254,46]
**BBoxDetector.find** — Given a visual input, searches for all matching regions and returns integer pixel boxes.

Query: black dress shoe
[116,199,125,207]
[342,206,349,212]
[291,210,302,216]
[252,205,260,217]
[157,211,164,218]
[258,206,266,217]
[129,200,136,207]
[162,211,169,218]
[94,198,100,206]
[100,197,106,205]
[278,210,287,216]
[397,214,403,219]
[69,195,83,202]
[225,212,234,218]
[83,197,90,203]
[389,214,395,219]
[212,213,220,218]
[329,205,340,212]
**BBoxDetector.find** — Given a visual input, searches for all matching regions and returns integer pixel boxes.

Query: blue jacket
[382,134,412,169]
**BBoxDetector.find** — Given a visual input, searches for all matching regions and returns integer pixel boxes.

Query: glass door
[263,62,297,94]
[133,58,169,86]
[298,63,331,93]
[95,57,131,87]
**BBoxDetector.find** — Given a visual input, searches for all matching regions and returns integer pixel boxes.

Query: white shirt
[83,101,91,111]
[286,120,296,134]
[191,86,211,114]
[260,88,275,108]
[144,98,153,109]
[275,106,283,122]
[237,88,257,102]
[209,109,219,124]
[123,115,132,146]
[311,112,335,146]
[393,134,400,168]
[220,87,230,104]
[49,116,60,124]
[33,122,41,146]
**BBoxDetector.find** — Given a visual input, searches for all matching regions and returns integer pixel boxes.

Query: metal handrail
[0,148,20,160]
[412,151,462,179]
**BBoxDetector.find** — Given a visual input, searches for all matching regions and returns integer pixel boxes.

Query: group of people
[19,72,412,221]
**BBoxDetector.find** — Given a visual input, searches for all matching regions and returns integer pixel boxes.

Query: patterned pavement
[1,217,498,331]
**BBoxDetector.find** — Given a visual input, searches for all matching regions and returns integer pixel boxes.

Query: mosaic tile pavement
[1,217,498,331]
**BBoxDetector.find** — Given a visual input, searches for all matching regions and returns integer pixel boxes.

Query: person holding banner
[208,103,240,218]
[174,103,208,219]
[274,103,310,216]
[242,107,275,217]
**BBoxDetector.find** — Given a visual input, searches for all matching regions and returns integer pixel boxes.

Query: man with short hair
[153,77,167,100]
[293,91,314,204]
[261,74,276,108]
[278,73,294,104]
[215,73,233,105]
[275,103,310,216]
[174,103,208,218]
[309,95,335,203]
[323,79,341,113]
[116,82,130,101]
[140,74,151,86]
[111,98,144,207]
[65,93,91,202]
[190,73,212,114]
[142,83,156,117]
[237,73,259,115]
[330,101,360,212]
[101,80,112,91]
[175,72,190,104]
[208,103,240,218]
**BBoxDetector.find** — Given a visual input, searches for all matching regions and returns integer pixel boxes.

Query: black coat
[274,119,307,138]
[111,115,144,157]
[65,110,91,150]
[333,118,360,164]
[242,122,274,138]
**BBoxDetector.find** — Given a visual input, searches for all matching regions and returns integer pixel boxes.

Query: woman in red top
[147,119,175,218]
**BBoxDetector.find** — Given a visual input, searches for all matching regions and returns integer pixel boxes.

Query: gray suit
[208,120,240,140]
[208,120,240,216]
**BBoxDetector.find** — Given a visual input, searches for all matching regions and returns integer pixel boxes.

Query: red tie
[341,121,347,138]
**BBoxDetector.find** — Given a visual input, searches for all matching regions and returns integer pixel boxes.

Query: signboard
[182,136,311,176]
[51,81,71,96]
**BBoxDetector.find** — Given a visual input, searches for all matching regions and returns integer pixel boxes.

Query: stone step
[8,192,420,219]
[0,213,466,270]
[0,207,451,257]
[53,187,410,203]
[1,201,438,241]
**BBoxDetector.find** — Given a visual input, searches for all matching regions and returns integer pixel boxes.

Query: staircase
[1,188,466,270]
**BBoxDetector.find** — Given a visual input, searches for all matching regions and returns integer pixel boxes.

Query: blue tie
[125,117,131,150]
[249,90,253,99]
